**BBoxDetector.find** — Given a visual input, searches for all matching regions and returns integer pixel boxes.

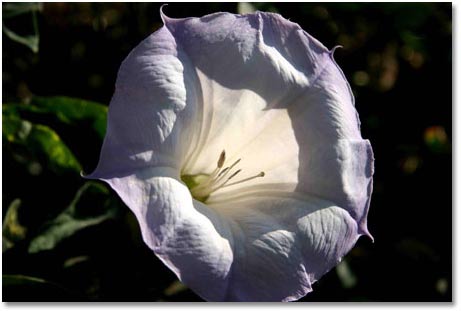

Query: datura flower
[87,9,374,302]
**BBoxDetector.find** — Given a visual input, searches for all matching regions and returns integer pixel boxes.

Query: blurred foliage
[2,2,452,302]
[28,181,118,254]
[3,109,82,175]
[3,199,27,252]
[2,3,42,53]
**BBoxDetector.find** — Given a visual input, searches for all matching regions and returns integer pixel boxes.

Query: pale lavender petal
[103,167,235,301]
[87,25,200,179]
[211,193,359,301]
[297,139,374,238]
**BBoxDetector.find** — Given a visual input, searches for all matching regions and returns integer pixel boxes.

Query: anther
[217,150,226,168]
[190,150,228,192]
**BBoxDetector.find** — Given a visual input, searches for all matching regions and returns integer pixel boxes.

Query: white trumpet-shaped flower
[87,9,374,302]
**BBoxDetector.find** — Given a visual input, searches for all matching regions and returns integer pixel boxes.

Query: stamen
[217,167,229,177]
[186,150,266,203]
[226,169,242,181]
[215,159,241,181]
[210,169,242,192]
[222,171,265,188]
[192,150,227,191]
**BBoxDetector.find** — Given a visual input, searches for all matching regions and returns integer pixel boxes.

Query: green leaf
[30,96,108,139]
[3,274,78,301]
[2,199,27,252]
[3,114,81,174]
[28,182,118,254]
[4,96,108,140]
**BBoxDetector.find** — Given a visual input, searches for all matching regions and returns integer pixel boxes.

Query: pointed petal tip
[367,230,375,243]
[330,45,343,58]
[331,45,344,51]
[81,170,97,180]
[80,168,97,180]
[159,4,170,24]
[80,167,104,181]
[359,227,374,243]
[159,4,184,29]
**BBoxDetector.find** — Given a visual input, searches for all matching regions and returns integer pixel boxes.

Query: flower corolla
[87,9,374,302]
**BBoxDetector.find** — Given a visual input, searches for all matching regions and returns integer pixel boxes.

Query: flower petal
[209,139,374,238]
[103,167,359,301]
[210,192,360,301]
[102,167,235,301]
[87,25,201,179]
[297,139,374,237]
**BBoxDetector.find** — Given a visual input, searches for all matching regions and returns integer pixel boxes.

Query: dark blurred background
[2,2,452,302]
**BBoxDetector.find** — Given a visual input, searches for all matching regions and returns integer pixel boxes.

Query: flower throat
[181,150,265,203]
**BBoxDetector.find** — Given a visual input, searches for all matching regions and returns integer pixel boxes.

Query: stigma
[182,150,265,203]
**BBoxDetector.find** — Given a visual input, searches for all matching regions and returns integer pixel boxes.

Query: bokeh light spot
[402,155,421,174]
[424,126,448,152]
[435,278,448,295]
[353,71,370,86]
